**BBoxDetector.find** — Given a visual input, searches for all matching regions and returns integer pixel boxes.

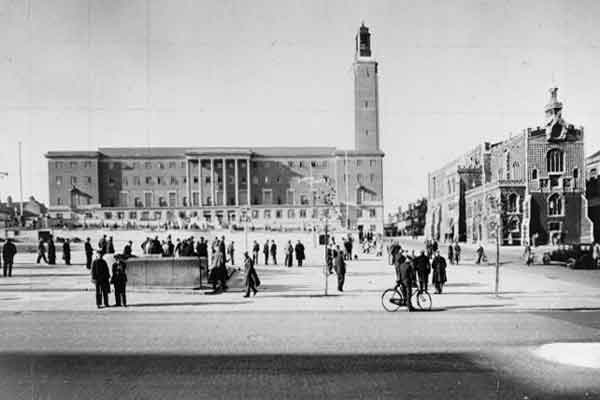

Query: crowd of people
[389,241,448,311]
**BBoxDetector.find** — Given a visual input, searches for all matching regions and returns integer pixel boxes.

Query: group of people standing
[90,251,128,309]
[251,239,306,267]
[390,241,448,311]
[36,237,73,266]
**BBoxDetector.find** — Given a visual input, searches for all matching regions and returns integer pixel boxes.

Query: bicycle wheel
[413,290,432,311]
[381,288,403,312]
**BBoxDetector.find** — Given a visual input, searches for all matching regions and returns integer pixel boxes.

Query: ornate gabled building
[426,88,593,245]
[44,24,385,234]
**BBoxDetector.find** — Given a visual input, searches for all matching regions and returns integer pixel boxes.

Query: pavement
[2,235,600,398]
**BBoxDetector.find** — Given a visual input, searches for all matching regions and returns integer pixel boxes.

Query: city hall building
[425,88,593,246]
[45,24,385,234]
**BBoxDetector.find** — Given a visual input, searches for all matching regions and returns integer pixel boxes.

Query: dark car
[542,243,596,269]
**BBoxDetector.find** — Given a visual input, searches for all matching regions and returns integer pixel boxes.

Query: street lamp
[299,175,340,296]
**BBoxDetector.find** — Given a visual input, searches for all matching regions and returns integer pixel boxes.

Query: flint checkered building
[45,24,385,233]
[425,88,593,246]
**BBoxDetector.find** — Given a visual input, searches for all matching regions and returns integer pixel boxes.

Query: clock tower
[354,23,380,152]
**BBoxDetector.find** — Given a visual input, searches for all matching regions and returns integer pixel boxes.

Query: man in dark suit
[270,240,277,265]
[295,240,305,267]
[395,253,415,311]
[263,241,270,265]
[91,251,110,308]
[84,238,94,269]
[334,246,346,292]
[62,239,71,265]
[414,250,431,292]
[36,239,48,264]
[252,241,260,265]
[2,239,17,277]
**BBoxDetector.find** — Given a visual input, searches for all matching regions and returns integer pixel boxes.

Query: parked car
[542,243,596,269]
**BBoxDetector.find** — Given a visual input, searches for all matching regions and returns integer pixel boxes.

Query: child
[111,262,128,307]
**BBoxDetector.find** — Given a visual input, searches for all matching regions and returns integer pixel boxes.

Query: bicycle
[381,283,432,312]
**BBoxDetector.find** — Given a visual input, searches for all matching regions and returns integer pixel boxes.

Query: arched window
[497,168,503,181]
[507,193,518,213]
[512,161,520,180]
[509,217,520,232]
[532,169,538,180]
[547,149,564,173]
[548,193,562,216]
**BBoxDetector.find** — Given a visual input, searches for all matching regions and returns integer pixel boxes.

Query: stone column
[198,159,203,207]
[222,157,227,206]
[234,158,239,206]
[246,157,251,206]
[185,159,191,207]
[210,158,215,206]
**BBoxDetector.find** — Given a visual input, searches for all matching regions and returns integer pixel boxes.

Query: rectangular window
[129,211,137,219]
[370,174,375,183]
[264,209,271,219]
[145,176,153,185]
[117,212,124,220]
[192,192,199,206]
[56,176,62,185]
[550,176,560,188]
[287,209,295,218]
[275,210,282,219]
[181,161,186,168]
[563,178,571,189]
[170,176,177,185]
[145,162,152,169]
[104,212,112,220]
[262,189,273,205]
[370,160,376,168]
[71,176,77,185]
[157,177,163,185]
[168,192,177,207]
[311,161,317,168]
[108,177,115,186]
[55,161,64,169]
[369,208,377,218]
[158,162,165,169]
[299,161,305,168]
[70,161,77,168]
[193,176,199,184]
[85,176,92,184]
[83,161,92,168]
[119,192,128,207]
[356,159,363,167]
[56,197,62,205]
[252,176,258,184]
[288,161,294,168]
[286,189,295,205]
[300,194,308,205]
[299,209,307,218]
[265,176,269,184]
[169,161,176,168]
[144,192,152,207]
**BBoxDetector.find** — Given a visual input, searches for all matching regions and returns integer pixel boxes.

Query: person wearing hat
[84,238,94,269]
[91,250,110,308]
[243,251,259,298]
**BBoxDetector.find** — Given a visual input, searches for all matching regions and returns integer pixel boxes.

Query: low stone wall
[124,256,209,288]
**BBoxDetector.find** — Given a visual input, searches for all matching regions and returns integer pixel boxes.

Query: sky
[1,0,600,213]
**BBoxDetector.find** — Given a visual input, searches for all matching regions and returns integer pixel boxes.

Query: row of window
[55,176,92,186]
[54,161,93,169]
[95,207,378,221]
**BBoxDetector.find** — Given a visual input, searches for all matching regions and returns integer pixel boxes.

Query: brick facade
[426,88,593,246]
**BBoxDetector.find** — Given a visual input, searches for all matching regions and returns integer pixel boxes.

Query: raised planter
[124,255,209,288]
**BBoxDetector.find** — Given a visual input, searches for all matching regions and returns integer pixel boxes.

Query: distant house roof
[45,151,101,159]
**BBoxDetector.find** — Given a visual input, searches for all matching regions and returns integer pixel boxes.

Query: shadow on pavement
[128,301,252,307]
[0,352,587,399]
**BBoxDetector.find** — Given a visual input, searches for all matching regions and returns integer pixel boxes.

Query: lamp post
[300,175,339,296]
[0,172,7,239]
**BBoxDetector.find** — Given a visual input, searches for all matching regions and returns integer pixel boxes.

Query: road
[0,310,599,399]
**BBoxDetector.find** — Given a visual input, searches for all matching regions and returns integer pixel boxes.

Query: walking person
[447,244,454,265]
[91,251,110,309]
[263,240,270,265]
[295,240,305,267]
[47,237,56,265]
[593,242,600,269]
[431,251,447,294]
[243,251,259,298]
[334,245,346,292]
[2,238,17,277]
[98,235,108,256]
[475,243,486,264]
[36,239,48,264]
[414,250,431,292]
[62,239,71,265]
[110,256,128,307]
[84,237,93,269]
[453,241,461,265]
[252,240,260,265]
[227,241,235,266]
